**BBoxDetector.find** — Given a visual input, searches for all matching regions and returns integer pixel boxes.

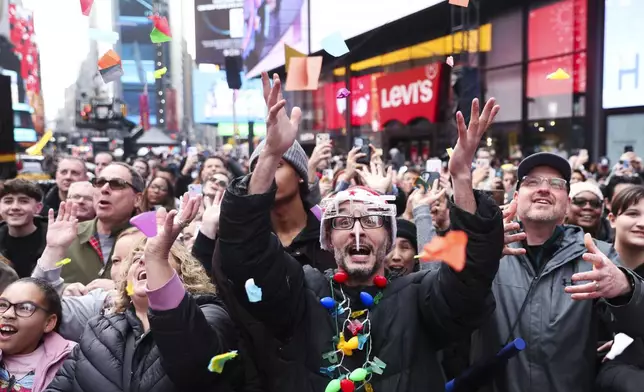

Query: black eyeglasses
[0,298,49,318]
[91,177,137,192]
[331,215,385,230]
[572,197,602,209]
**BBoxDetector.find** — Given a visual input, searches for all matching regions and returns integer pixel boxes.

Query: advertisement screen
[8,4,44,135]
[194,0,244,66]
[309,0,444,53]
[192,69,266,124]
[603,0,644,109]
[243,0,309,78]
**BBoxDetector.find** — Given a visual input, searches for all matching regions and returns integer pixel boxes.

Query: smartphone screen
[354,137,371,165]
[316,133,330,145]
[421,171,441,188]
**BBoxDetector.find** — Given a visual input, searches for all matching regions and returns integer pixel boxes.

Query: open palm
[260,72,302,157]
[46,201,79,249]
[144,193,202,261]
[449,98,500,177]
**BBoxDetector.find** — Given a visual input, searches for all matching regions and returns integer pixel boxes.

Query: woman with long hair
[140,177,176,212]
[44,195,242,392]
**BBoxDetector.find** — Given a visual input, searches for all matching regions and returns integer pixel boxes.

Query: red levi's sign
[377,63,443,125]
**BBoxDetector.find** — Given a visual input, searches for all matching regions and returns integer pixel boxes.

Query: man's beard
[333,240,389,284]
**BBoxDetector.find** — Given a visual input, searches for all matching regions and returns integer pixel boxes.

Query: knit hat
[395,219,418,252]
[569,181,604,200]
[249,139,309,181]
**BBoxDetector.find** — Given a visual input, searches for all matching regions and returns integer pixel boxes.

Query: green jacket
[61,218,130,285]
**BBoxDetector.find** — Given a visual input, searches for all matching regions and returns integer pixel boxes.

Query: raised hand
[502,200,526,256]
[200,190,223,240]
[307,141,332,183]
[343,147,365,181]
[47,201,79,249]
[449,98,500,179]
[145,193,202,263]
[409,179,447,209]
[261,72,302,158]
[356,161,393,194]
[63,282,88,297]
[566,233,633,300]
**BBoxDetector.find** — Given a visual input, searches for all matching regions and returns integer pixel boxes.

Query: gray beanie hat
[249,139,309,181]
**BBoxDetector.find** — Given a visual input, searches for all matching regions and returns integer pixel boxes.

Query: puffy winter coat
[44,293,243,392]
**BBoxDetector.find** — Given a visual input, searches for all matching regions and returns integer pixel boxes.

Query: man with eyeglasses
[217,74,504,392]
[67,181,96,222]
[41,157,88,217]
[60,163,144,287]
[473,152,644,392]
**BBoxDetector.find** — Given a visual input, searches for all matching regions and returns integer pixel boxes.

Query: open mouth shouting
[347,244,373,263]
[0,324,18,340]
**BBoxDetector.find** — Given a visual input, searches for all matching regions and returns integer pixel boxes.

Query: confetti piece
[310,205,322,221]
[449,0,470,6]
[150,28,171,43]
[88,28,119,44]
[55,258,71,267]
[126,281,134,296]
[336,87,351,98]
[606,333,634,360]
[149,15,171,37]
[99,65,124,84]
[26,131,53,156]
[98,49,121,70]
[321,32,349,57]
[130,211,158,238]
[80,0,93,16]
[284,43,306,71]
[416,231,468,271]
[154,67,167,79]
[446,148,454,157]
[245,278,262,303]
[285,56,323,91]
[546,68,570,80]
[208,350,238,373]
[446,56,454,67]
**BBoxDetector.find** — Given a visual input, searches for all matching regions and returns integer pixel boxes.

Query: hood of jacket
[472,224,616,392]
[0,332,75,392]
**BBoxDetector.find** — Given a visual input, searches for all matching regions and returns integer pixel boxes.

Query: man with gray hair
[42,156,88,216]
[59,162,144,286]
[67,181,96,222]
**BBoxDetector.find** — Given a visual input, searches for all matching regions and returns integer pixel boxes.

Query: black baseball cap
[517,152,571,188]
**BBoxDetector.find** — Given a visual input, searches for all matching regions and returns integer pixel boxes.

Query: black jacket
[0,216,47,277]
[42,185,62,217]
[45,293,242,392]
[217,175,504,392]
[595,264,644,392]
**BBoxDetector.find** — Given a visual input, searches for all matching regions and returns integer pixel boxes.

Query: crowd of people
[0,72,642,392]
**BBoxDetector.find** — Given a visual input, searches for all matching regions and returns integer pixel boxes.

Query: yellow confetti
[446,148,454,158]
[154,67,167,79]
[126,281,134,296]
[208,350,238,373]
[55,258,71,267]
[364,383,374,392]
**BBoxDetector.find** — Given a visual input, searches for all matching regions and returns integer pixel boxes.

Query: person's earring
[299,178,304,183]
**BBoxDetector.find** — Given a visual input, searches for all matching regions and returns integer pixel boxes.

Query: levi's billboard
[377,63,443,125]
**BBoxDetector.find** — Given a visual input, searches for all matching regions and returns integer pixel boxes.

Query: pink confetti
[310,205,322,221]
[446,56,454,67]
[80,0,93,16]
[336,88,351,99]
[149,15,172,37]
[130,211,158,238]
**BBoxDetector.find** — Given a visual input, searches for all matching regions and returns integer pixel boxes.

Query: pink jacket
[0,332,76,392]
